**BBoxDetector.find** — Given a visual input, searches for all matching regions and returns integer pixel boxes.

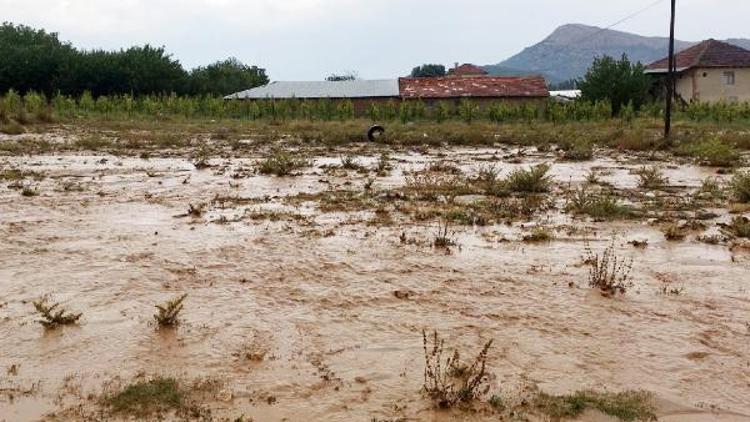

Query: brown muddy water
[1,139,749,421]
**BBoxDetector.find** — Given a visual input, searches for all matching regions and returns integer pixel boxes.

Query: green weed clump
[154,294,187,327]
[682,138,741,167]
[567,187,633,220]
[32,298,82,328]
[505,163,552,193]
[727,216,750,238]
[258,151,309,176]
[730,171,750,203]
[533,390,655,422]
[104,377,183,417]
[636,166,668,190]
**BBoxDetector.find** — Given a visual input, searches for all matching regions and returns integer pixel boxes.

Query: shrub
[32,297,82,328]
[154,294,187,327]
[635,166,668,190]
[422,330,493,408]
[561,140,594,161]
[584,241,633,296]
[567,187,633,220]
[0,120,25,135]
[683,138,741,167]
[505,163,552,193]
[727,216,750,238]
[730,171,750,203]
[258,151,309,176]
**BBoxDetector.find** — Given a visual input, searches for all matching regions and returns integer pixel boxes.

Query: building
[225,75,549,112]
[447,63,489,77]
[399,75,549,106]
[224,79,400,113]
[646,39,750,103]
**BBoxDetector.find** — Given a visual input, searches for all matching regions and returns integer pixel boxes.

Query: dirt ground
[1,129,749,421]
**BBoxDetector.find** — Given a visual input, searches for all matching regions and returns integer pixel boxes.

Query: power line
[564,0,667,50]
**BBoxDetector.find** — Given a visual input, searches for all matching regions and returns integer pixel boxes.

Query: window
[723,71,735,85]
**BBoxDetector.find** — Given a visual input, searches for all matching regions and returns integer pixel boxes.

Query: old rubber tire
[367,125,385,142]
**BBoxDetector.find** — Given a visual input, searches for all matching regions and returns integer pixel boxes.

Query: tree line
[0,22,269,98]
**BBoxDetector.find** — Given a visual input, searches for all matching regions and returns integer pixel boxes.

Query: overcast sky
[1,0,748,80]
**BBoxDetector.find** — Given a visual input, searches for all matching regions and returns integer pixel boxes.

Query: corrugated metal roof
[399,76,549,99]
[225,79,400,99]
[647,39,750,72]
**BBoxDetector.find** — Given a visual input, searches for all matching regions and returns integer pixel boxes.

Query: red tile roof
[448,63,488,76]
[399,76,549,99]
[647,39,750,71]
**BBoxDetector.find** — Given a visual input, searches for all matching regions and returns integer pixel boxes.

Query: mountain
[485,24,750,83]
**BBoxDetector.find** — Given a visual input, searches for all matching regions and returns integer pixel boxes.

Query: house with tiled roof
[399,76,549,105]
[646,39,750,103]
[447,63,489,77]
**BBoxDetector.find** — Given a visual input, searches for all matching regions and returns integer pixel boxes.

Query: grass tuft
[505,163,552,193]
[533,390,656,421]
[104,377,182,417]
[636,166,668,190]
[730,171,750,203]
[258,151,309,176]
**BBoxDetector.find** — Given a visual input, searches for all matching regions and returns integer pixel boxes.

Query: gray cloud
[1,0,748,80]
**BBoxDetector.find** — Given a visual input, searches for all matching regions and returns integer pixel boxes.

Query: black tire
[367,125,385,142]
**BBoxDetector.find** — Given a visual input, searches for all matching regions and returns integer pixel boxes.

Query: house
[447,63,489,77]
[646,39,750,103]
[399,75,549,106]
[225,75,549,112]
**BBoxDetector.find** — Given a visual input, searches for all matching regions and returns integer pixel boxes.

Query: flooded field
[1,130,749,421]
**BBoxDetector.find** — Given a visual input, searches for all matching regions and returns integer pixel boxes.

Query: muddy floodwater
[1,137,749,421]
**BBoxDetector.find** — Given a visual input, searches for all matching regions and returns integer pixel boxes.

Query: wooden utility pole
[665,0,676,138]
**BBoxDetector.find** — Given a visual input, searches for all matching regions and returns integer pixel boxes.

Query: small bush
[32,298,82,328]
[636,166,667,190]
[523,227,555,242]
[505,163,552,193]
[104,377,182,417]
[258,151,309,176]
[731,171,750,203]
[154,294,187,327]
[422,330,493,408]
[683,138,741,167]
[727,216,750,238]
[567,187,633,220]
[561,140,594,161]
[21,187,38,197]
[584,241,633,296]
[0,120,25,135]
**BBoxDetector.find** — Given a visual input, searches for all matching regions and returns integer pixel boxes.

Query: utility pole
[664,0,676,138]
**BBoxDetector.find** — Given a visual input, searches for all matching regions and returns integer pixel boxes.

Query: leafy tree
[0,22,78,96]
[410,64,446,78]
[0,22,268,97]
[578,54,650,115]
[188,57,268,95]
[326,72,358,82]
